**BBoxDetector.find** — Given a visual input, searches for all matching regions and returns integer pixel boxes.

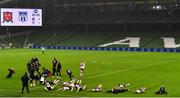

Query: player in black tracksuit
[66,69,73,80]
[29,64,35,86]
[6,68,15,78]
[155,85,168,94]
[21,72,29,93]
[31,57,36,64]
[35,61,41,75]
[52,58,58,77]
[56,62,62,77]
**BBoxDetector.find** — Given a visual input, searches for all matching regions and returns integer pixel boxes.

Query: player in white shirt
[41,46,45,54]
[79,62,86,83]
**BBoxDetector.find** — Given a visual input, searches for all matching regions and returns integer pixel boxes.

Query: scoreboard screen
[1,8,42,26]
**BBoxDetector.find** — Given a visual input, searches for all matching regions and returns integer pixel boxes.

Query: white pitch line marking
[86,60,175,79]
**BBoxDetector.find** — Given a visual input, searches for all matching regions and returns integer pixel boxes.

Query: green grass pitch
[0,49,180,97]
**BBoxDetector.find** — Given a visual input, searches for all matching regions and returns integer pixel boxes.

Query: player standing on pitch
[56,61,62,78]
[41,46,45,54]
[52,58,58,78]
[79,62,86,83]
[21,72,29,93]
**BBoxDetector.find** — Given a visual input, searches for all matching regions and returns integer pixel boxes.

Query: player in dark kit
[52,58,58,78]
[21,72,29,93]
[31,57,36,64]
[56,62,62,78]
[66,69,73,80]
[155,85,168,94]
[6,68,15,78]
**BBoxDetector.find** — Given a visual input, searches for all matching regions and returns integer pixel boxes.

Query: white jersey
[41,47,45,51]
[80,62,85,70]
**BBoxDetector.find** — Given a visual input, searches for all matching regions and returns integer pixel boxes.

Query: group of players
[20,57,87,93]
[6,55,168,95]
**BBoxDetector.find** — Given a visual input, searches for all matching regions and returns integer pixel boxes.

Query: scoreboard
[1,8,42,26]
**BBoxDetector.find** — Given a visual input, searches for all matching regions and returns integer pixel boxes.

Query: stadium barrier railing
[31,45,180,52]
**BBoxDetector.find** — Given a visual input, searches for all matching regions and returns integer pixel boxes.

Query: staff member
[56,61,62,78]
[52,58,58,78]
[21,72,29,93]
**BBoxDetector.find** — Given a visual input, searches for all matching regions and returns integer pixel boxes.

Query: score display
[1,8,42,26]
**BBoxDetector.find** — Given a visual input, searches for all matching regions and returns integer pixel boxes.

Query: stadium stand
[0,30,179,48]
[0,0,180,49]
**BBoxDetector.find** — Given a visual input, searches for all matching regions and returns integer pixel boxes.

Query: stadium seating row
[0,31,179,48]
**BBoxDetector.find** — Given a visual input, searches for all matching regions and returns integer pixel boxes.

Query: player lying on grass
[118,84,130,88]
[57,81,74,91]
[106,83,130,94]
[155,85,168,94]
[44,79,60,91]
[6,68,15,78]
[92,84,103,92]
[74,82,86,92]
[135,87,146,94]
[58,79,86,92]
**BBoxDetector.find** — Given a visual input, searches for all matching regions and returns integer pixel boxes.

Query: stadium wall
[31,45,180,52]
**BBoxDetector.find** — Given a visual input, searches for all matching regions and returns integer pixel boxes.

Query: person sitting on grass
[155,85,168,94]
[6,68,15,78]
[92,84,103,92]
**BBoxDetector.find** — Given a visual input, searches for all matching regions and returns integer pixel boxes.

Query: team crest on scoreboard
[3,12,13,23]
[19,12,28,22]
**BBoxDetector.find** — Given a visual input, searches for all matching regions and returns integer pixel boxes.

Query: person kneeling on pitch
[6,68,15,78]
[155,85,168,94]
[92,84,102,92]
[135,87,146,94]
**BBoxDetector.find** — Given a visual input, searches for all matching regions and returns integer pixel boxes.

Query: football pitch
[0,49,180,97]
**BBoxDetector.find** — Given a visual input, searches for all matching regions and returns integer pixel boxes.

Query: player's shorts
[80,68,84,71]
[47,87,52,90]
